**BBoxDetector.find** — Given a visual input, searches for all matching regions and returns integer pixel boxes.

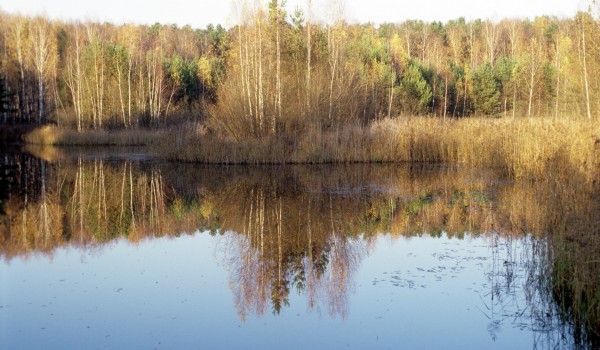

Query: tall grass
[25,117,600,180]
[159,117,600,180]
[24,124,167,146]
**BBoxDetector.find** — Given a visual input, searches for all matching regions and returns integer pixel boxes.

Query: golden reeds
[24,117,600,180]
[161,117,599,180]
[24,124,166,146]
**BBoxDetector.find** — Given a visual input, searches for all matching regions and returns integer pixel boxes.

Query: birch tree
[524,37,543,117]
[580,14,592,120]
[8,17,29,122]
[30,18,54,124]
[64,25,84,130]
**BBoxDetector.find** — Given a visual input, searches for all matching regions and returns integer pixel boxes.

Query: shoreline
[21,116,600,180]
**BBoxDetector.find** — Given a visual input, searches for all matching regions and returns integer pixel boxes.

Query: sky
[0,0,588,28]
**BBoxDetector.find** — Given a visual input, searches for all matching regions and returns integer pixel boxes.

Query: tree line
[0,1,598,136]
[0,14,227,129]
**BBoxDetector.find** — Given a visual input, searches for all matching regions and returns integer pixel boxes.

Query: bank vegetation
[0,2,600,175]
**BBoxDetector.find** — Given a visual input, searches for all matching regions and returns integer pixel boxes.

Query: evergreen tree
[400,63,432,115]
[494,56,518,116]
[472,63,501,115]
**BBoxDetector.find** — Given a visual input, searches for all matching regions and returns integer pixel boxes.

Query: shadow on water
[1,146,599,348]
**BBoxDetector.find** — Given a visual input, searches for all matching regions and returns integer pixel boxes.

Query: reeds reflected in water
[0,149,598,346]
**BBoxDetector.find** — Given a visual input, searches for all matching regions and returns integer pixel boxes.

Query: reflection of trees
[61,158,169,244]
[0,154,63,258]
[0,155,205,259]
[1,155,600,344]
[217,183,367,319]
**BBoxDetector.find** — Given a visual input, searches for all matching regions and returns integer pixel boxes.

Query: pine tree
[472,63,501,115]
[400,63,432,115]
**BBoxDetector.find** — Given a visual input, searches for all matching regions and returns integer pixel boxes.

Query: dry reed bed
[25,117,600,180]
[164,117,599,180]
[24,125,167,147]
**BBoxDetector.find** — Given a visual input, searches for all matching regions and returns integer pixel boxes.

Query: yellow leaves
[389,33,409,64]
[558,35,573,66]
[199,196,215,219]
[197,56,213,89]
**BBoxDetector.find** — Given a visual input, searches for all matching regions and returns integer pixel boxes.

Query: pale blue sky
[0,0,587,28]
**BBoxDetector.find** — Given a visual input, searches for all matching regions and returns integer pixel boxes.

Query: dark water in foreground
[0,149,596,349]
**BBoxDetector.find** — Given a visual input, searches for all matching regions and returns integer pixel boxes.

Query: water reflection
[1,149,599,348]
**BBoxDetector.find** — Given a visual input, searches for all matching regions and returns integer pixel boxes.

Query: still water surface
[0,149,586,349]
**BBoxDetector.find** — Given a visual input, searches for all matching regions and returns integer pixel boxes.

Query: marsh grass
[156,117,600,180]
[546,172,600,345]
[526,154,600,345]
[24,124,167,146]
[24,117,600,180]
[551,236,600,345]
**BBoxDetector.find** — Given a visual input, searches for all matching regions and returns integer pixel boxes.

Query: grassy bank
[24,117,600,179]
[24,124,168,146]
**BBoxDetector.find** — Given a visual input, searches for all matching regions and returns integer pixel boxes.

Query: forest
[0,1,599,135]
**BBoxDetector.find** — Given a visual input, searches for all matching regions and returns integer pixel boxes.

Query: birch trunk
[582,18,592,120]
[306,0,312,117]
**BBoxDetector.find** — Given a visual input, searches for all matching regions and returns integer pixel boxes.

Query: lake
[1,147,598,349]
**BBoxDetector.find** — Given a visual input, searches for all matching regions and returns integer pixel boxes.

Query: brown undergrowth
[24,117,600,180]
